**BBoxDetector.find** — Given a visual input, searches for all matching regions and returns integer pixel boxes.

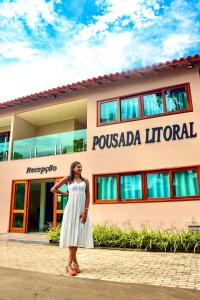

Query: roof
[0,53,200,110]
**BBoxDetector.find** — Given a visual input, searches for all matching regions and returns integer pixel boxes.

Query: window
[120,174,142,199]
[100,100,118,123]
[0,131,10,143]
[97,176,118,200]
[97,83,192,126]
[165,87,188,112]
[147,173,170,198]
[120,97,139,120]
[173,170,199,197]
[143,92,164,116]
[94,166,200,203]
[0,131,10,161]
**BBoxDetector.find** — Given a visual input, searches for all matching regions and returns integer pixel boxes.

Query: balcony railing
[0,142,9,161]
[12,129,87,160]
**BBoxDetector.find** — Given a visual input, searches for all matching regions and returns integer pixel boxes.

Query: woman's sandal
[71,264,81,273]
[65,266,77,276]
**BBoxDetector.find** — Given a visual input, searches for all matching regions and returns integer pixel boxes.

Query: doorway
[9,178,68,233]
[28,180,54,232]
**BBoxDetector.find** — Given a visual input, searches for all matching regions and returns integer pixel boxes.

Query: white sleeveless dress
[59,180,94,248]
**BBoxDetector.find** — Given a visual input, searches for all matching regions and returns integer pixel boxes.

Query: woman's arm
[84,179,90,211]
[50,176,69,196]
[80,179,90,224]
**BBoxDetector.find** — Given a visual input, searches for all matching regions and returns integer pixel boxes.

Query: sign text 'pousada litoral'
[92,122,197,150]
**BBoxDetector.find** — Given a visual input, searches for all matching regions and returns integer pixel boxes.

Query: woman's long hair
[68,161,86,184]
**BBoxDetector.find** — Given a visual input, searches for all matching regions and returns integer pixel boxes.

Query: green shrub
[46,223,200,253]
[46,223,61,243]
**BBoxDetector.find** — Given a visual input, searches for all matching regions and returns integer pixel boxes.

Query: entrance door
[10,178,67,233]
[28,180,54,232]
[10,181,30,233]
[53,178,68,227]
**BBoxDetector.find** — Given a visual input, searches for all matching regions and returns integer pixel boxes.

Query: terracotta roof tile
[0,54,200,109]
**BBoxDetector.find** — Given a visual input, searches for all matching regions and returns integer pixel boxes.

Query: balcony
[12,129,87,159]
[0,142,9,161]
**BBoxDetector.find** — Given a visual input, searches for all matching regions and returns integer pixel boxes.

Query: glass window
[147,173,170,198]
[120,174,142,199]
[57,184,68,210]
[97,176,117,200]
[57,214,63,224]
[165,87,188,112]
[14,183,26,210]
[100,100,118,123]
[0,134,7,143]
[143,92,164,116]
[173,170,199,197]
[12,213,24,228]
[120,97,139,120]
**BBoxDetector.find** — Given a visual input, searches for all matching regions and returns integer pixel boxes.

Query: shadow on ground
[0,267,200,300]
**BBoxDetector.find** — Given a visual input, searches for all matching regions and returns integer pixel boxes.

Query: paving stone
[0,240,200,291]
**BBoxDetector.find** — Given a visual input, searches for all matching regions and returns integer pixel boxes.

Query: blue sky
[0,0,199,101]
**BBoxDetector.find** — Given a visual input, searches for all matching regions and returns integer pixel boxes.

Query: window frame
[98,99,119,125]
[93,166,200,204]
[96,83,193,126]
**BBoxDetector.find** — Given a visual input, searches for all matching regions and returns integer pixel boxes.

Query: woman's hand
[80,210,88,224]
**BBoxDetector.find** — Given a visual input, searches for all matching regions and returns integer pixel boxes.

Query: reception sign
[26,164,57,174]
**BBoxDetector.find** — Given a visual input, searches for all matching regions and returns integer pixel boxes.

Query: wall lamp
[187,62,193,69]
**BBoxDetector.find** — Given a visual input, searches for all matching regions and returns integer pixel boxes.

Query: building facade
[0,54,200,233]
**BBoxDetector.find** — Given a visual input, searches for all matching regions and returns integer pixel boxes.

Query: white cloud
[0,0,57,30]
[0,31,135,101]
[0,41,39,60]
[163,33,197,57]
[0,0,199,102]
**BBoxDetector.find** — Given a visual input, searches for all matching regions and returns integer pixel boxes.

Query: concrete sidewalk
[1,266,200,300]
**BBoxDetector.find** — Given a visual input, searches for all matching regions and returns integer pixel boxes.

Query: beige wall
[37,119,76,136]
[74,119,86,130]
[0,126,10,133]
[12,117,86,139]
[13,115,37,140]
[0,65,200,233]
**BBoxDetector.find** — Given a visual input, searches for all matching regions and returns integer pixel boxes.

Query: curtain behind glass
[147,173,170,198]
[100,101,118,123]
[165,87,188,112]
[120,174,142,199]
[173,170,199,196]
[120,97,139,120]
[97,176,117,200]
[143,93,164,116]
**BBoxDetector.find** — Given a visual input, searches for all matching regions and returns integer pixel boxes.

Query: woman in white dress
[50,161,94,276]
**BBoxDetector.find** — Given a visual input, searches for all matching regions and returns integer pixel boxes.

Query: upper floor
[0,54,200,164]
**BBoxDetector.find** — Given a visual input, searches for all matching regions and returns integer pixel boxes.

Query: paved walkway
[0,240,200,291]
[0,232,47,244]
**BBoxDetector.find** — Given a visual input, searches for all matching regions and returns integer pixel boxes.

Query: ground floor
[5,174,200,234]
[1,151,200,233]
[0,239,200,296]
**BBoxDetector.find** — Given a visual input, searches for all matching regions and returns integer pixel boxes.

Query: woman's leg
[72,248,79,267]
[67,246,77,268]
